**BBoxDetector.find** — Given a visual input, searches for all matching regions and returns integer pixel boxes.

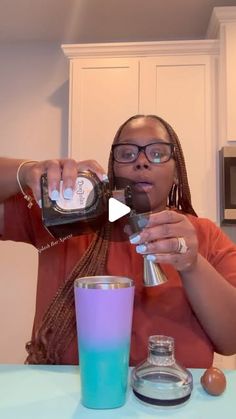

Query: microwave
[219,147,236,224]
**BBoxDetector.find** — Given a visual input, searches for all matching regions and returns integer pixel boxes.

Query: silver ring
[177,237,188,254]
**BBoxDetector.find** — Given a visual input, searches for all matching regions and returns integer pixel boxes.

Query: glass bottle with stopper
[131,335,193,407]
[41,170,133,238]
[128,211,167,286]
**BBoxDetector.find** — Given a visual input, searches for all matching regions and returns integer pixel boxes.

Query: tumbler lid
[74,275,133,289]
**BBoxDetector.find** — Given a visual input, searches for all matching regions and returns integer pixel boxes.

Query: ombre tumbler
[74,276,134,409]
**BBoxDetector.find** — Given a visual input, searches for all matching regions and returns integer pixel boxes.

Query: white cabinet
[207,7,236,145]
[67,57,139,170]
[62,41,218,221]
[140,55,217,221]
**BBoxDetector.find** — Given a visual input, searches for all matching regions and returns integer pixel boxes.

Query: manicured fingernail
[50,189,60,201]
[37,199,42,208]
[136,244,147,254]
[138,217,148,229]
[63,187,73,200]
[129,234,141,244]
[146,254,156,262]
[102,174,109,182]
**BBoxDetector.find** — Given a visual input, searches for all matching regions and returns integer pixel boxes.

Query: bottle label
[56,176,95,210]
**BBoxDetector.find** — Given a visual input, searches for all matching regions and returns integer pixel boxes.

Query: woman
[1,114,236,366]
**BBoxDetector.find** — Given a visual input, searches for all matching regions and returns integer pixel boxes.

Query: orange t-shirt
[2,193,236,367]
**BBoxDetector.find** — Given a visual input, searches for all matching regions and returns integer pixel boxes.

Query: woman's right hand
[21,158,108,205]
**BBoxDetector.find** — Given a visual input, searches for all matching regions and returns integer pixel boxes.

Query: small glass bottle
[41,171,132,238]
[131,335,193,407]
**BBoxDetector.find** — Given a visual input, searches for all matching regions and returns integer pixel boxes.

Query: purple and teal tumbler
[74,276,134,409]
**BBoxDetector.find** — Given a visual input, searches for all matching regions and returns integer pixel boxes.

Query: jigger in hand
[128,211,167,287]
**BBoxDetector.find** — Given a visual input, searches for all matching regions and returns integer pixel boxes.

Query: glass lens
[113,144,138,162]
[146,143,172,163]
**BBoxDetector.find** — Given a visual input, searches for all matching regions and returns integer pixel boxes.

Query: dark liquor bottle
[41,171,132,238]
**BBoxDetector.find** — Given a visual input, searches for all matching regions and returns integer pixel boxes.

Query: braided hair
[25,114,197,364]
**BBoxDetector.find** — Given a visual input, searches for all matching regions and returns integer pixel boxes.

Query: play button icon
[108,197,131,222]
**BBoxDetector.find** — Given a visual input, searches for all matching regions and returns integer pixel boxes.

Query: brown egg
[200,367,226,396]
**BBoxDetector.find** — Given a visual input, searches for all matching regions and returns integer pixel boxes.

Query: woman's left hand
[127,210,199,272]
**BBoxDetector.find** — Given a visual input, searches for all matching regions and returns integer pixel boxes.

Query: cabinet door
[68,58,139,170]
[140,55,216,220]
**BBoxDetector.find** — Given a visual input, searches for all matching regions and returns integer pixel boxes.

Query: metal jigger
[129,211,168,287]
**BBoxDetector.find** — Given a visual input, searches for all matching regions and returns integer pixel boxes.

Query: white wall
[0,41,69,363]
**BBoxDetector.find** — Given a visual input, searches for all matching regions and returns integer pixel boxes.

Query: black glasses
[112,141,175,164]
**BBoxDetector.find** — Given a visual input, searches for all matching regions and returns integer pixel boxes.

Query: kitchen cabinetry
[62,41,218,220]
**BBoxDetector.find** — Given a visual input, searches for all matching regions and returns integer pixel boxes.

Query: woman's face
[113,117,176,213]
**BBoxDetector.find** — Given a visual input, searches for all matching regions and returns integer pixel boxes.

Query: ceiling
[0,0,235,44]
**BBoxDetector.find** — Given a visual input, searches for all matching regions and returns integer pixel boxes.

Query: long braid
[26,223,112,364]
[52,226,110,360]
[160,117,197,215]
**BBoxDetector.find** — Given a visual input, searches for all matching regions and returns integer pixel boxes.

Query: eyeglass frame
[112,141,175,164]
